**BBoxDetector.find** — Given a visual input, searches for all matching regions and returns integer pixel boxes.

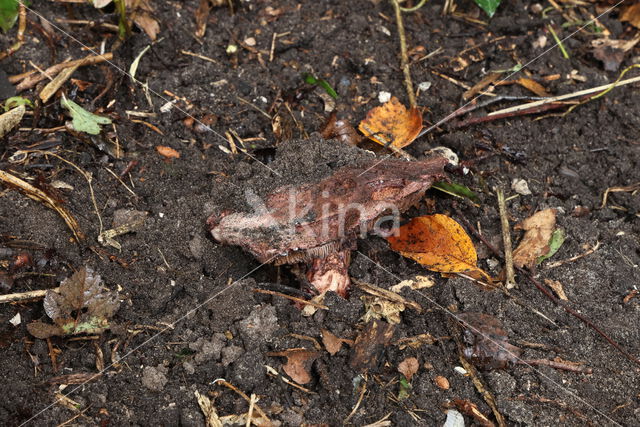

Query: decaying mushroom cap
[208,156,448,263]
[208,153,447,296]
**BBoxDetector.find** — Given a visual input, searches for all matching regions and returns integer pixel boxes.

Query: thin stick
[0,170,85,241]
[15,53,114,91]
[496,188,516,288]
[487,75,640,117]
[0,288,56,304]
[213,379,271,424]
[252,288,328,309]
[391,0,416,108]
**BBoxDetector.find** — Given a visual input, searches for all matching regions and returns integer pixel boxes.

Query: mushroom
[208,156,447,297]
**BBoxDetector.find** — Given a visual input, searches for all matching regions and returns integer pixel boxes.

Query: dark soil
[1,0,639,425]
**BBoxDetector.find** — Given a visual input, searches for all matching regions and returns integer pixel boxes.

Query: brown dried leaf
[156,145,180,159]
[361,295,405,325]
[268,348,320,385]
[350,320,395,372]
[397,357,419,381]
[620,3,640,29]
[320,112,361,146]
[394,333,437,350]
[591,37,640,72]
[512,209,556,269]
[358,97,422,148]
[515,78,550,97]
[28,267,120,338]
[126,0,160,40]
[458,312,522,370]
[321,329,349,355]
[544,278,568,301]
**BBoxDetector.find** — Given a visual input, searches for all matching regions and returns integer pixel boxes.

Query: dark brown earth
[1,0,639,425]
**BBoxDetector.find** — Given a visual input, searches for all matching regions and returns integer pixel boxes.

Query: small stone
[188,235,204,259]
[454,366,467,375]
[183,361,195,375]
[378,91,391,103]
[417,81,432,93]
[511,178,532,195]
[244,37,256,46]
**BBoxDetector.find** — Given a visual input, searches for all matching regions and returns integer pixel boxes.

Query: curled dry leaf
[27,267,120,339]
[397,357,419,381]
[156,145,180,159]
[126,0,160,40]
[620,3,640,29]
[320,112,361,146]
[321,329,351,355]
[267,348,320,385]
[358,96,422,148]
[457,312,522,370]
[591,37,640,72]
[387,214,490,281]
[361,295,405,324]
[514,78,550,97]
[512,208,556,269]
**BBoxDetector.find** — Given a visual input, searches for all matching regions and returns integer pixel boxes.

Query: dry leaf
[156,145,180,159]
[268,348,320,384]
[397,357,419,381]
[458,312,522,370]
[512,209,556,268]
[620,3,640,29]
[387,214,490,281]
[515,78,550,97]
[358,97,422,148]
[126,0,160,40]
[463,72,500,100]
[322,329,350,355]
[27,267,120,339]
[361,295,405,324]
[394,333,437,350]
[390,275,435,293]
[591,37,640,72]
[544,278,568,301]
[350,320,395,372]
[320,112,361,146]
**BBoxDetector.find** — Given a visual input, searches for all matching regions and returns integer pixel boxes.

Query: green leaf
[302,73,338,99]
[61,96,112,135]
[4,96,32,111]
[537,228,565,264]
[474,0,501,18]
[432,181,480,203]
[0,0,20,33]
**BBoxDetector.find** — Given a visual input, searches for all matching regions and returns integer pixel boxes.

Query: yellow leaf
[620,4,640,29]
[358,97,422,148]
[387,214,489,280]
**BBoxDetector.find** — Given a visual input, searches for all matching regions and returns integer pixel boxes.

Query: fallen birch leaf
[397,357,419,381]
[156,145,180,159]
[620,3,640,29]
[267,348,320,385]
[537,228,565,264]
[387,214,490,281]
[358,96,422,148]
[512,209,556,268]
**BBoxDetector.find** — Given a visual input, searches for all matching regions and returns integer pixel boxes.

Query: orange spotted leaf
[387,214,489,281]
[358,97,422,148]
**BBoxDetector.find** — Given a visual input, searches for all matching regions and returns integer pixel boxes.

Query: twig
[496,188,516,288]
[453,206,640,367]
[252,288,328,309]
[546,241,600,269]
[0,288,56,304]
[390,0,416,108]
[547,24,569,59]
[522,358,592,374]
[451,318,506,427]
[15,53,114,91]
[0,170,85,242]
[212,379,271,424]
[344,381,367,424]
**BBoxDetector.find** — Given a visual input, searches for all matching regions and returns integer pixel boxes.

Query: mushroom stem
[306,249,352,297]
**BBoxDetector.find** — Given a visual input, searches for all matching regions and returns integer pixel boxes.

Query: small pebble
[378,91,391,103]
[435,375,450,390]
[511,178,532,195]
